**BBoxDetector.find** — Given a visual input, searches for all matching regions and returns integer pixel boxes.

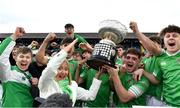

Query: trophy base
[87,56,116,71]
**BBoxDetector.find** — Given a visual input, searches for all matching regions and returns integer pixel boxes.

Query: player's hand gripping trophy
[87,20,127,70]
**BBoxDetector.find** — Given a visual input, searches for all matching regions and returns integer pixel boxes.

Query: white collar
[166,49,180,56]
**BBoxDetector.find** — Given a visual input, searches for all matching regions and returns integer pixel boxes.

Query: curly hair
[159,25,180,36]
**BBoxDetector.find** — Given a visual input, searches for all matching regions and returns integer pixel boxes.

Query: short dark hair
[16,46,33,57]
[125,48,141,59]
[39,93,73,107]
[60,37,74,45]
[116,44,124,49]
[65,23,74,29]
[159,25,180,36]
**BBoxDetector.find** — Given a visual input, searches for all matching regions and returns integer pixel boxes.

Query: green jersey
[0,37,33,107]
[116,57,123,65]
[113,72,149,107]
[154,50,180,106]
[81,68,111,107]
[74,34,88,53]
[74,34,87,43]
[74,64,89,107]
[68,59,78,80]
[143,56,162,100]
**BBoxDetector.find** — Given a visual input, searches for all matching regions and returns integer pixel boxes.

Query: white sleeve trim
[69,81,78,106]
[76,78,102,101]
[129,85,143,98]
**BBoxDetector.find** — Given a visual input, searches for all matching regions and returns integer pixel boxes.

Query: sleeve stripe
[129,85,143,98]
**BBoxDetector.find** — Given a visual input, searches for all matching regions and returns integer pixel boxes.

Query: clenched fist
[11,27,26,40]
[129,21,139,33]
[44,32,57,42]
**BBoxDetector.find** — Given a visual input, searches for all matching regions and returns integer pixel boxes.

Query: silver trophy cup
[87,20,127,70]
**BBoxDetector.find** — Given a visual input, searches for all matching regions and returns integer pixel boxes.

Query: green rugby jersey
[80,59,123,107]
[143,56,162,100]
[68,59,78,80]
[154,50,180,106]
[74,34,87,43]
[74,34,88,53]
[113,72,149,107]
[116,57,123,65]
[81,68,111,107]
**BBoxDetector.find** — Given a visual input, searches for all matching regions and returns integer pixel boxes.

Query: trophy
[87,20,127,70]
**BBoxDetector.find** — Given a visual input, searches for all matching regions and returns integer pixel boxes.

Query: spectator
[130,21,180,106]
[0,27,38,107]
[64,23,87,43]
[9,43,24,65]
[138,36,164,106]
[116,44,125,65]
[36,33,79,80]
[64,23,92,53]
[38,38,102,106]
[105,48,149,107]
[72,50,83,61]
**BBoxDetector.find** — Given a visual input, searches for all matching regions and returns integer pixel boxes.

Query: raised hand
[76,36,86,43]
[129,21,139,34]
[44,32,57,42]
[30,40,39,47]
[12,27,25,40]
[79,43,93,52]
[63,38,78,53]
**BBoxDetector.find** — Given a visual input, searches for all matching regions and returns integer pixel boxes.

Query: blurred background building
[0,32,157,52]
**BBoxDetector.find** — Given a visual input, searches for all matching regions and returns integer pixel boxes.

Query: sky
[0,0,179,33]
